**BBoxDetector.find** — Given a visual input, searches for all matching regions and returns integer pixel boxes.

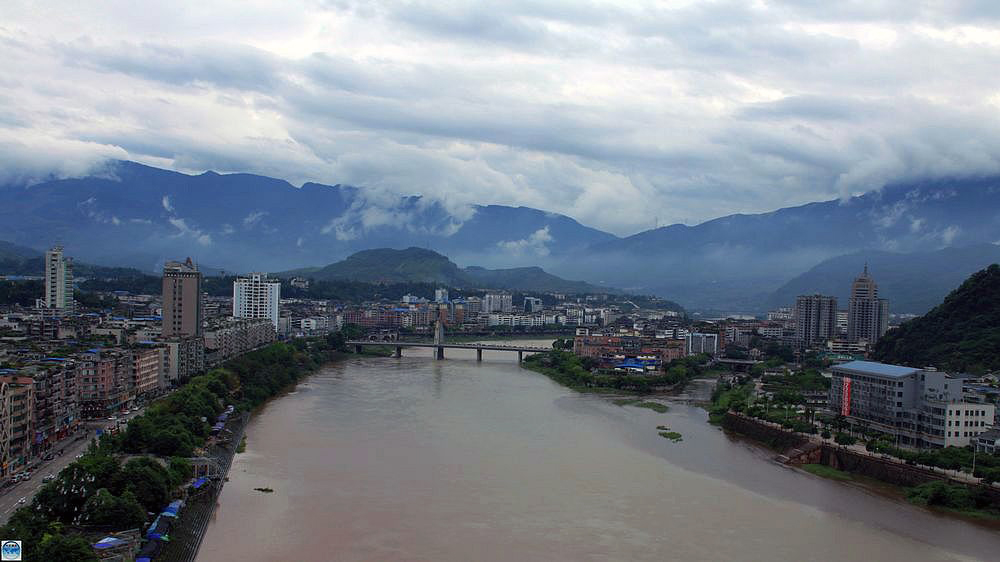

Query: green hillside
[282,247,615,294]
[873,264,1000,373]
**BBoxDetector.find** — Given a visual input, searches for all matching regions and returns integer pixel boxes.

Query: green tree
[82,489,146,529]
[36,529,99,562]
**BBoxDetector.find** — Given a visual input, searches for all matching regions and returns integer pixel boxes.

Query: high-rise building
[434,288,449,303]
[234,273,281,330]
[484,293,513,313]
[44,245,73,309]
[794,294,837,347]
[847,265,889,345]
[523,297,543,313]
[162,258,203,338]
[686,332,719,356]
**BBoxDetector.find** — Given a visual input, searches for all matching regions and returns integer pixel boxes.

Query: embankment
[723,413,1000,505]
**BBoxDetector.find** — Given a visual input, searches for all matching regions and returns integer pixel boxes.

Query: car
[75,454,83,460]
[42,474,55,483]
[107,416,116,421]
[17,497,26,504]
[22,472,30,480]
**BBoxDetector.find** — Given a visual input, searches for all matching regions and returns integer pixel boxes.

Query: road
[0,408,147,526]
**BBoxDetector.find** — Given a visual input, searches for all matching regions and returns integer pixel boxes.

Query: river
[197,344,999,561]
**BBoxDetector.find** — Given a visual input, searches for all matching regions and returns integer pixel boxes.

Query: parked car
[75,454,83,460]
[107,416,116,421]
[17,497,26,504]
[21,472,30,481]
[42,474,55,483]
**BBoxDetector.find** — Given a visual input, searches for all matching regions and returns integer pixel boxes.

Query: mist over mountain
[0,160,616,274]
[766,244,1000,315]
[3,161,1000,313]
[552,176,1000,312]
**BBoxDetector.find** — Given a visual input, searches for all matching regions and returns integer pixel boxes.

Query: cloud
[168,216,212,246]
[496,226,553,257]
[242,210,267,227]
[161,195,174,212]
[3,1,1000,234]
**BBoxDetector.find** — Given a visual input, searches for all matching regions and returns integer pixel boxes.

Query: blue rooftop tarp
[193,477,208,489]
[161,500,184,517]
[834,360,921,378]
[93,536,128,549]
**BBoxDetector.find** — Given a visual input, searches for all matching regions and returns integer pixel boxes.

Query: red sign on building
[841,378,852,416]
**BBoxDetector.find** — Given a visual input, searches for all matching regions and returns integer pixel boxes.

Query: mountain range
[3,160,1000,313]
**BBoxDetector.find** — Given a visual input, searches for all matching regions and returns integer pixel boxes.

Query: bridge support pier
[476,349,483,362]
[355,344,362,354]
[518,351,523,363]
[395,346,402,358]
[436,346,444,360]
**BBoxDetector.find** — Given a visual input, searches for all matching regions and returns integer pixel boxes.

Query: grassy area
[634,401,669,413]
[236,436,247,454]
[801,464,853,481]
[613,398,640,406]
[659,431,683,442]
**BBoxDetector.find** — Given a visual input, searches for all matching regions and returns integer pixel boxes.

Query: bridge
[348,322,549,361]
[347,340,550,361]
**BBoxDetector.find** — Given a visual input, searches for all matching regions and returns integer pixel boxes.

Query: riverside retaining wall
[723,412,1000,503]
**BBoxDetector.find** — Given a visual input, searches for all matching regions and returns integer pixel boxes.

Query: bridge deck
[347,341,550,352]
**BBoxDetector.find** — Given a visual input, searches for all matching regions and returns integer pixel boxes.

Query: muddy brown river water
[198,344,999,561]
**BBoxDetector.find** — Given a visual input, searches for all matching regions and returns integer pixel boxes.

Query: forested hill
[873,264,1000,373]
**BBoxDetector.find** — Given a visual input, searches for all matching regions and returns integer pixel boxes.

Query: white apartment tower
[484,293,513,313]
[233,273,281,330]
[44,245,73,309]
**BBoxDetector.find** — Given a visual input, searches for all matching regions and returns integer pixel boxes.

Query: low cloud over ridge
[4,0,1000,235]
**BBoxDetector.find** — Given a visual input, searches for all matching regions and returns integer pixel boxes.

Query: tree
[113,457,172,514]
[36,529,99,562]
[82,489,146,529]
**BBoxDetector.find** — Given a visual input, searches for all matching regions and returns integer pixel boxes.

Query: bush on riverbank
[523,350,690,393]
[906,481,1000,518]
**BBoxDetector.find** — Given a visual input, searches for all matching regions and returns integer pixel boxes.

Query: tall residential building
[484,293,513,313]
[794,294,837,348]
[847,265,889,345]
[162,258,204,338]
[44,245,73,309]
[434,288,449,303]
[234,273,281,330]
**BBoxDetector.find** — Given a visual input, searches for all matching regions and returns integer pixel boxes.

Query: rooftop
[833,360,921,379]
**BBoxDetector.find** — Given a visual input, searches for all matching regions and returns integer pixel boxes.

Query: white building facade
[233,273,281,330]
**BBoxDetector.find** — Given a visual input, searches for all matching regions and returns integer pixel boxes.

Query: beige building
[0,376,34,480]
[162,258,203,338]
[205,317,276,365]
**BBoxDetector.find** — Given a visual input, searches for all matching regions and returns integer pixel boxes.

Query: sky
[3,0,1000,236]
